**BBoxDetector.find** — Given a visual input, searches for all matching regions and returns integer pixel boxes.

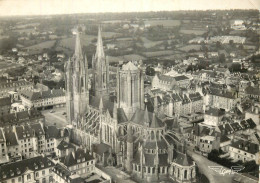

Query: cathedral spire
[95,25,105,59]
[74,32,83,59]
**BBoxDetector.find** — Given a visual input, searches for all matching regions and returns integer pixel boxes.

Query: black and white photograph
[0,0,259,182]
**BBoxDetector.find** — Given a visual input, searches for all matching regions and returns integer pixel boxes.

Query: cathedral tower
[65,32,89,124]
[117,62,144,118]
[92,26,109,97]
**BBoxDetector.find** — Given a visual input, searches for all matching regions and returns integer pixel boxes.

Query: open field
[15,22,40,29]
[58,34,96,50]
[178,44,202,52]
[117,37,132,41]
[25,40,56,51]
[13,28,37,34]
[107,54,146,63]
[143,50,175,57]
[144,19,180,27]
[101,32,120,38]
[180,29,207,35]
[141,37,163,48]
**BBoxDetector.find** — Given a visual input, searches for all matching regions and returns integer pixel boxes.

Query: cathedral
[65,26,196,182]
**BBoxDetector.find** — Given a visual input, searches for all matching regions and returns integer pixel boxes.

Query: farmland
[58,34,96,50]
[180,29,207,35]
[25,40,56,53]
[143,50,175,57]
[144,19,180,27]
[141,37,163,48]
[178,45,202,52]
[107,54,146,63]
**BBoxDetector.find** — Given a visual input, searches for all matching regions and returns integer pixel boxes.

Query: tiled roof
[173,151,193,166]
[30,123,45,136]
[231,140,258,154]
[3,128,18,146]
[0,80,32,89]
[57,140,75,151]
[0,97,11,106]
[44,126,69,140]
[244,86,260,96]
[230,123,243,132]
[220,135,230,143]
[189,92,202,102]
[122,61,138,71]
[92,143,111,156]
[172,93,182,102]
[60,148,94,167]
[158,75,174,82]
[205,108,225,117]
[15,125,35,140]
[208,88,235,99]
[117,108,128,124]
[21,89,65,101]
[89,96,114,116]
[131,109,164,128]
[0,128,4,141]
[174,75,189,81]
[0,156,54,181]
[53,163,71,179]
[0,109,43,126]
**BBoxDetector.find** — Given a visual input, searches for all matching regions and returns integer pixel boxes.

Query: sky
[0,0,259,16]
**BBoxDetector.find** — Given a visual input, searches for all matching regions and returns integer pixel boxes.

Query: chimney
[252,106,254,112]
[28,108,31,116]
[60,129,64,137]
[255,106,259,114]
[66,149,69,156]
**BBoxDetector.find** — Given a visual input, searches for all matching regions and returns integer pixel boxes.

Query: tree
[146,66,155,76]
[229,40,234,46]
[218,53,226,63]
[216,41,222,49]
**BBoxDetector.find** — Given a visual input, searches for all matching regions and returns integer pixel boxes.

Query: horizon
[0,0,259,17]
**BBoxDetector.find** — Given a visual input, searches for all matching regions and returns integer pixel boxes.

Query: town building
[206,88,240,111]
[20,89,66,109]
[0,80,33,98]
[0,97,11,116]
[44,126,70,156]
[152,74,190,91]
[204,108,225,127]
[0,109,44,128]
[0,155,55,183]
[229,140,259,162]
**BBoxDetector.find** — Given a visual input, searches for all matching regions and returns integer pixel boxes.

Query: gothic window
[184,170,187,179]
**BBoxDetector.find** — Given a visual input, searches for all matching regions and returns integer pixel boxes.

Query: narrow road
[187,150,234,183]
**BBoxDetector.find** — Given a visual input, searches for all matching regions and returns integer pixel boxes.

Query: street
[41,107,69,128]
[187,150,234,183]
